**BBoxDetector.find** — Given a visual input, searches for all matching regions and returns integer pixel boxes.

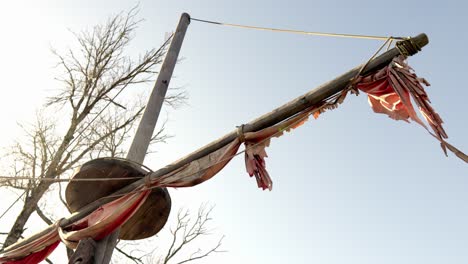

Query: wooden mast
[70,13,191,264]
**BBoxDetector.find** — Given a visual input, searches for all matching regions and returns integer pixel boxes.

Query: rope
[357,37,394,76]
[0,176,146,182]
[333,36,395,105]
[236,124,245,143]
[191,18,405,41]
[396,38,421,56]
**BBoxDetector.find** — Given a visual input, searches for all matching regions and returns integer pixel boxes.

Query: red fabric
[0,189,151,263]
[2,242,59,264]
[357,66,415,122]
[63,190,150,241]
[0,221,60,264]
[357,55,467,162]
[356,56,441,132]
[245,149,271,190]
[95,191,148,239]
[242,109,314,190]
[58,189,150,249]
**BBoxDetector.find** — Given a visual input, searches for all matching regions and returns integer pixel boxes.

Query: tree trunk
[3,181,52,248]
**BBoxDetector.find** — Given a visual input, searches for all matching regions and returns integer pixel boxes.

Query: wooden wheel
[65,158,171,240]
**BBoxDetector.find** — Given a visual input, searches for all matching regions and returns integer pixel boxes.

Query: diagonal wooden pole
[125,14,190,164]
[3,33,428,258]
[69,13,191,264]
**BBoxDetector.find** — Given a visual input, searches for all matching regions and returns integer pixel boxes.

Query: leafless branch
[164,87,189,109]
[176,236,224,264]
[35,206,53,225]
[158,205,225,264]
[115,246,144,264]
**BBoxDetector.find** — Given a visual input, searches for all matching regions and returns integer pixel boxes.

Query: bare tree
[113,205,225,264]
[0,7,186,250]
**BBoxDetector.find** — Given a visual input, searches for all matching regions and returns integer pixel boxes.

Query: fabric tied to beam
[357,55,467,162]
[0,189,150,264]
[150,108,313,191]
[242,110,312,190]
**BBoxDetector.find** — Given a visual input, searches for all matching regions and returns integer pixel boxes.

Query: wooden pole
[71,13,191,264]
[2,33,428,254]
[126,12,191,164]
[68,238,96,264]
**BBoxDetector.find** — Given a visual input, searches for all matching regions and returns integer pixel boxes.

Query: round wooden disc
[65,158,171,240]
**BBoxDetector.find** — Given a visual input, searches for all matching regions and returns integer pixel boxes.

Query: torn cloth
[356,55,467,162]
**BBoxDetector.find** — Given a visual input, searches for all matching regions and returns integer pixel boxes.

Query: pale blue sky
[0,0,466,263]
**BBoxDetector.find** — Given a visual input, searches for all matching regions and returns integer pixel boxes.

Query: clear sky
[0,0,467,263]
